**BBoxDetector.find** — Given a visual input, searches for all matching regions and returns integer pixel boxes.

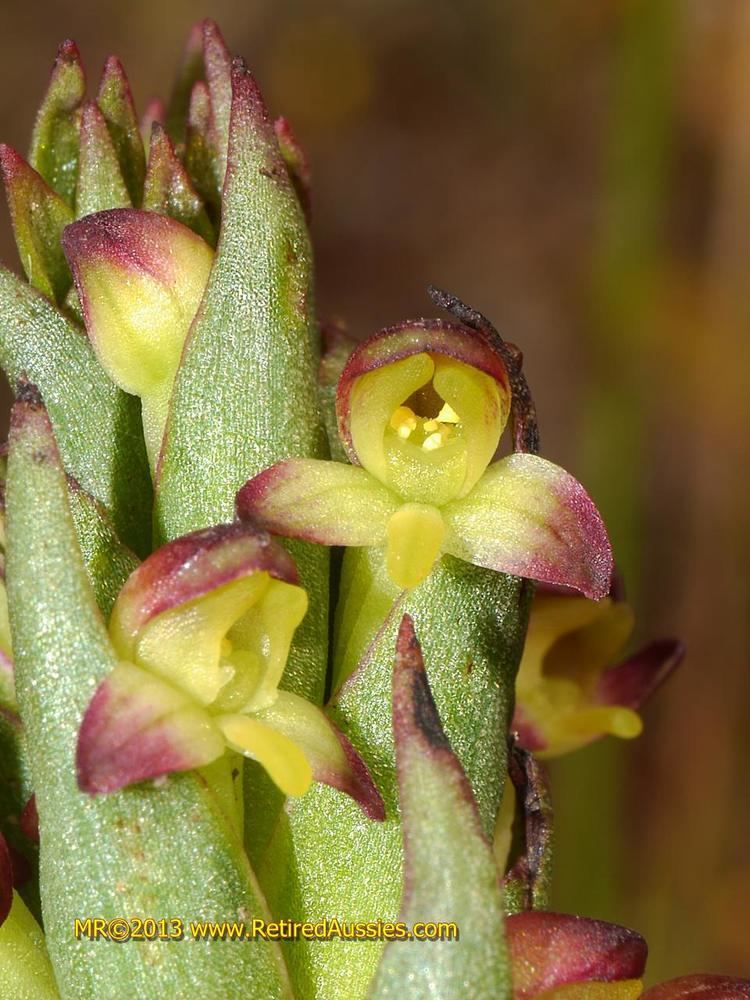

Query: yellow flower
[76,522,383,817]
[513,583,684,758]
[238,319,612,597]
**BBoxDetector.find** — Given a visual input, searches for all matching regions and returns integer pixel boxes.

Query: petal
[76,663,225,795]
[237,459,399,547]
[640,975,750,999]
[111,521,298,650]
[143,123,214,243]
[595,639,685,710]
[506,911,647,1000]
[109,522,302,706]
[345,352,435,484]
[443,453,612,600]
[62,208,213,465]
[216,713,312,797]
[386,503,445,589]
[252,690,384,820]
[336,319,511,467]
[432,355,509,496]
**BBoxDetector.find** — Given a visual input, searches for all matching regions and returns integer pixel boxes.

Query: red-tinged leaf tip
[0,144,24,182]
[19,795,39,845]
[336,319,512,467]
[327,728,385,821]
[229,58,271,131]
[596,639,685,710]
[393,614,452,753]
[56,39,83,68]
[506,911,647,999]
[77,666,223,794]
[97,55,130,96]
[141,97,166,136]
[0,834,12,927]
[641,975,750,999]
[111,521,299,646]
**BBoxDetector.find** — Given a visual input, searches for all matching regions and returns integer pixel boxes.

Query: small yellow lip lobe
[386,503,446,589]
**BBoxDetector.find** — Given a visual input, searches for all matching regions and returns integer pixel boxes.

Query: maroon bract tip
[506,911,647,999]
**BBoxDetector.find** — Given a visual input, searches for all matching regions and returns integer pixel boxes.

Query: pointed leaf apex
[394,614,452,753]
[56,38,83,66]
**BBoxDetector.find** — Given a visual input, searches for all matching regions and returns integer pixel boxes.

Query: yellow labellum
[386,503,445,589]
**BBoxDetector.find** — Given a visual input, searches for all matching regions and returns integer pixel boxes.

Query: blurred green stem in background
[551,0,678,924]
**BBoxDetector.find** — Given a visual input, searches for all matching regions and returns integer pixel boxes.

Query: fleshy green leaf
[237,458,399,546]
[0,146,73,303]
[274,116,311,223]
[202,19,232,193]
[369,615,510,999]
[75,101,131,218]
[143,123,215,243]
[442,453,612,600]
[165,21,205,148]
[261,551,530,999]
[66,480,139,620]
[184,81,217,212]
[28,40,85,207]
[5,390,293,998]
[0,268,151,556]
[155,60,328,702]
[96,57,146,206]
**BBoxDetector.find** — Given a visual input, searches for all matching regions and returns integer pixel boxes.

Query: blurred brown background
[1,0,748,983]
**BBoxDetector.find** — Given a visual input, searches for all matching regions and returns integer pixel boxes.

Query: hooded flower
[237,317,612,596]
[512,582,684,758]
[76,521,383,819]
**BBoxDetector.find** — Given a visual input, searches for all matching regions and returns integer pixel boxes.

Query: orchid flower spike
[238,317,612,596]
[513,581,684,758]
[76,521,383,819]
